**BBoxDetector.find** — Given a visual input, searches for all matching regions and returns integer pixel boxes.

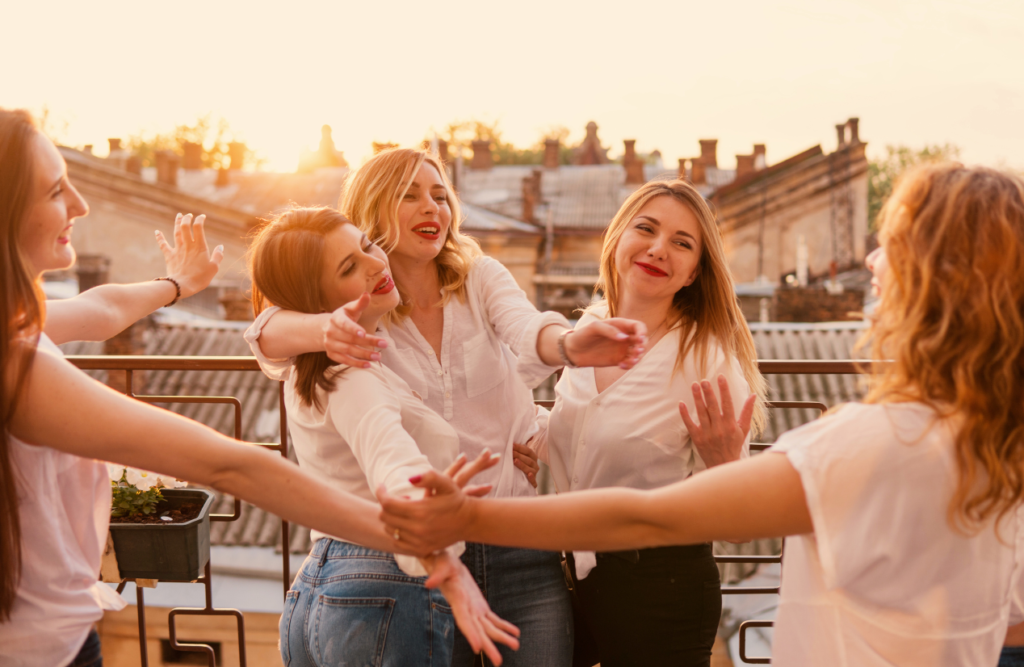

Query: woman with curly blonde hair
[381,162,1024,667]
[247,147,646,666]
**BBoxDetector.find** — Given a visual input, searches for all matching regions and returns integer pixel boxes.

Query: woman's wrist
[557,329,578,368]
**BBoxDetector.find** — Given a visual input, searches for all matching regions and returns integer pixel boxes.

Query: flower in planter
[107,464,187,518]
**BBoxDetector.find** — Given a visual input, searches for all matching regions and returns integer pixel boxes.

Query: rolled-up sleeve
[474,257,568,388]
[244,306,294,382]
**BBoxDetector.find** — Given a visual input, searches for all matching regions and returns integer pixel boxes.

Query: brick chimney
[623,140,637,165]
[220,289,254,321]
[216,167,230,187]
[125,155,142,176]
[521,174,538,224]
[753,144,767,170]
[107,138,122,154]
[846,117,860,144]
[623,140,643,185]
[836,124,847,149]
[544,139,560,169]
[678,158,688,181]
[182,141,203,170]
[437,139,449,164]
[82,144,93,156]
[698,139,718,168]
[470,140,492,170]
[155,150,179,187]
[736,154,755,179]
[691,159,707,185]
[75,254,111,293]
[228,142,246,170]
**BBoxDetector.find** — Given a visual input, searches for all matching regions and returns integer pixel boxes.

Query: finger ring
[392,528,401,541]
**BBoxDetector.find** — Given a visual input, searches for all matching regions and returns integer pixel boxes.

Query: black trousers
[570,544,721,667]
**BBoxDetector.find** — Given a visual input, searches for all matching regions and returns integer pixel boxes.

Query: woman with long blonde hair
[247,147,646,666]
[382,162,1024,667]
[518,178,767,666]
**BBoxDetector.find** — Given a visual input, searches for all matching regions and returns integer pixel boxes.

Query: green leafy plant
[108,465,186,519]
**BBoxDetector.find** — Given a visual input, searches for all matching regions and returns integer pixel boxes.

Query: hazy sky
[4,0,1022,172]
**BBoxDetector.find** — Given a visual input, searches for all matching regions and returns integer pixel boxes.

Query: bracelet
[154,277,181,307]
[557,329,578,368]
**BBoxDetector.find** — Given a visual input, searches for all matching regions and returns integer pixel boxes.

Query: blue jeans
[280,539,454,667]
[453,543,573,667]
[1001,646,1024,667]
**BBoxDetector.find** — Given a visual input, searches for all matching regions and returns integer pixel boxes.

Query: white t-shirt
[244,314,463,575]
[246,256,567,500]
[0,335,126,667]
[769,401,1024,666]
[535,306,751,578]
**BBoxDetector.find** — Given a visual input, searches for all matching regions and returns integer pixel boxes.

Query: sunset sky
[4,0,1022,173]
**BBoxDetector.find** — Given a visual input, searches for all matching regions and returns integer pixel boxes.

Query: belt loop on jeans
[318,540,331,567]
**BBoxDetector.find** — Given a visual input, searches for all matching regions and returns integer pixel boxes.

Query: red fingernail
[409,475,422,483]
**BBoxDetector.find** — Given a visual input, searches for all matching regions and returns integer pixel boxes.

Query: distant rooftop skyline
[4,0,1022,173]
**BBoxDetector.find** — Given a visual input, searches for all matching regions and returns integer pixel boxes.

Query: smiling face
[19,132,89,276]
[390,162,452,264]
[319,223,400,325]
[612,195,703,305]
[866,244,890,298]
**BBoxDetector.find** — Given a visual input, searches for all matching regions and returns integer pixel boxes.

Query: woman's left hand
[564,318,647,369]
[512,442,539,488]
[679,374,755,468]
[422,552,521,664]
[155,213,224,299]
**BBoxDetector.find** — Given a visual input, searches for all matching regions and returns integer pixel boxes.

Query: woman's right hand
[323,293,390,367]
[379,470,475,555]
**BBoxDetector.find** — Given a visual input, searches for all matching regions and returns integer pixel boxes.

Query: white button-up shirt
[247,256,567,500]
[534,306,751,578]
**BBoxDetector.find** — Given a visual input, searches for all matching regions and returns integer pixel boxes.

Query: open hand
[155,213,224,298]
[422,552,520,664]
[678,374,755,468]
[564,318,647,369]
[512,442,539,488]
[323,294,389,368]
[379,471,473,555]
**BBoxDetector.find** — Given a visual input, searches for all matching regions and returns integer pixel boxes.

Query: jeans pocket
[313,595,395,667]
[700,579,723,649]
[281,590,300,666]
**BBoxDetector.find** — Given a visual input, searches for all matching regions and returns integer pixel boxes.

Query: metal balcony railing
[68,355,871,666]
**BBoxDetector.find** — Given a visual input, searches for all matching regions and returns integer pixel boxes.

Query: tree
[125,114,264,170]
[868,144,960,230]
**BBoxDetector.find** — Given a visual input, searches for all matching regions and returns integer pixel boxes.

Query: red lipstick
[635,262,668,277]
[412,222,441,241]
[372,275,395,295]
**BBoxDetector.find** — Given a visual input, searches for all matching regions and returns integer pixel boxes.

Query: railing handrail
[66,355,874,374]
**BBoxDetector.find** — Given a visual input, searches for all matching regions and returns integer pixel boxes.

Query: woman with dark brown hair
[0,109,516,667]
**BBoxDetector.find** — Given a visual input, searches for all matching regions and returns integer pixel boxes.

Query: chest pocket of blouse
[462,331,507,398]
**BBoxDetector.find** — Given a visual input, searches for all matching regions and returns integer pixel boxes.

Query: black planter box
[108,488,214,582]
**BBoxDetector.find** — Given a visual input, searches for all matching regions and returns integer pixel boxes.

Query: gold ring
[393,528,401,541]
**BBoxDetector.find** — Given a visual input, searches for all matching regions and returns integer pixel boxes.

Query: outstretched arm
[45,213,223,344]
[10,344,396,553]
[380,452,812,554]
[257,293,387,367]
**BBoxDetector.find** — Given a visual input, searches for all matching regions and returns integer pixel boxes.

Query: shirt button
[445,392,451,398]
[437,370,443,376]
[573,476,579,483]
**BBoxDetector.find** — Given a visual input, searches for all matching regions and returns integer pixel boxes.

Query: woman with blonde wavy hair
[381,162,1024,666]
[246,147,647,666]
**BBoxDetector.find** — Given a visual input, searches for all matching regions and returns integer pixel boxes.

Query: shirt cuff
[516,311,571,388]
[244,306,294,382]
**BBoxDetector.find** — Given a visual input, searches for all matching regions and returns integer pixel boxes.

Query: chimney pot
[228,142,246,170]
[846,117,860,144]
[125,155,143,176]
[155,150,179,187]
[623,139,637,164]
[182,141,203,170]
[836,124,847,148]
[698,139,718,168]
[753,144,767,170]
[543,139,560,169]
[691,159,707,185]
[470,139,493,170]
[75,254,111,293]
[521,174,537,224]
[678,158,688,181]
[107,138,122,154]
[735,154,756,179]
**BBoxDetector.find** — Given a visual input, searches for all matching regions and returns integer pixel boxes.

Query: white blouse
[247,256,567,500]
[243,318,462,576]
[0,335,126,667]
[769,401,1024,666]
[535,306,751,578]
